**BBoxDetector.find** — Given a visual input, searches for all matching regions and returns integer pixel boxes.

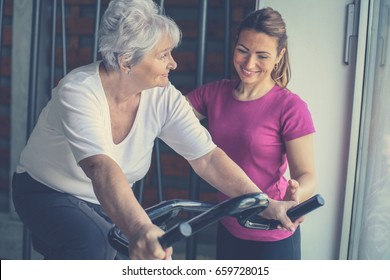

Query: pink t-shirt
[187,79,315,241]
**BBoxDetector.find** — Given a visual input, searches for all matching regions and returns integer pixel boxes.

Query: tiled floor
[0,212,217,260]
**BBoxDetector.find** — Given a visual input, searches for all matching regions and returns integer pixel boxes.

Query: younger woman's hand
[260,198,297,232]
[284,179,300,203]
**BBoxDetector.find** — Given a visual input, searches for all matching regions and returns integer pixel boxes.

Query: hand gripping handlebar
[240,194,325,230]
[108,193,325,256]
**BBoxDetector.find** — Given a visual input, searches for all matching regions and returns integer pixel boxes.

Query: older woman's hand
[127,223,173,260]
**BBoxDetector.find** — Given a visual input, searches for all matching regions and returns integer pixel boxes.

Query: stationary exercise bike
[108,193,325,256]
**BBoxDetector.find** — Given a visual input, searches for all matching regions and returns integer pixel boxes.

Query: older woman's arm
[79,154,172,260]
[188,147,297,232]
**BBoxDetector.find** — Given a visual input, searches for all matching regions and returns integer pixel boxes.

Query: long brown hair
[237,8,291,88]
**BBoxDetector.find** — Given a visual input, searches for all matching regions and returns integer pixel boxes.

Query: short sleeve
[187,84,209,117]
[159,86,216,160]
[281,95,315,142]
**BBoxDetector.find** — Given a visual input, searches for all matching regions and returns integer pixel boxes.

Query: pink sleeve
[281,95,315,141]
[186,84,210,116]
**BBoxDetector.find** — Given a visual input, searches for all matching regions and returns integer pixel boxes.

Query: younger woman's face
[233,29,283,87]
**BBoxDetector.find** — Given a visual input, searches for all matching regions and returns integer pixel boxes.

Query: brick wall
[1,0,255,207]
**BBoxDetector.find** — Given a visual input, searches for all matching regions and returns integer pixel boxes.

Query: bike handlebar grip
[108,227,129,257]
[287,194,325,222]
[241,194,325,230]
[158,222,192,249]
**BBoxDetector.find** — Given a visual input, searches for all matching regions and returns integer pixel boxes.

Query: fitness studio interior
[0,0,389,260]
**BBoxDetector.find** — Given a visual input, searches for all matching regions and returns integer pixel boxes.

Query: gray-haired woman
[12,0,298,260]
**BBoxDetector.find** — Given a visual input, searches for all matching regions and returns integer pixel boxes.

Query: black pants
[216,223,301,260]
[12,172,117,260]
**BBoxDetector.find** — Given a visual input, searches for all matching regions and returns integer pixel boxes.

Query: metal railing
[0,0,4,65]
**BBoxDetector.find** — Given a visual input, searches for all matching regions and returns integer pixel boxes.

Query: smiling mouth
[240,66,259,76]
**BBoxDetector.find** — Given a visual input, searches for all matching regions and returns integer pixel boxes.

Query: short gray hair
[98,0,182,71]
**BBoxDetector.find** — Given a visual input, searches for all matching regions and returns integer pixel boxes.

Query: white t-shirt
[17,61,216,204]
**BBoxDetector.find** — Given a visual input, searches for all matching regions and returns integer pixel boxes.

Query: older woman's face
[131,34,177,89]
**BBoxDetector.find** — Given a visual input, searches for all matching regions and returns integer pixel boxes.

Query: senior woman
[12,0,298,260]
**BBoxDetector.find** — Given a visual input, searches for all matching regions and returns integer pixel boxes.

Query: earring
[127,68,131,75]
[274,63,279,71]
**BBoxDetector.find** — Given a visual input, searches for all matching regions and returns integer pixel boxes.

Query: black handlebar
[167,192,269,246]
[108,199,213,256]
[108,193,325,256]
[240,194,325,230]
[158,222,192,249]
[145,199,213,231]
